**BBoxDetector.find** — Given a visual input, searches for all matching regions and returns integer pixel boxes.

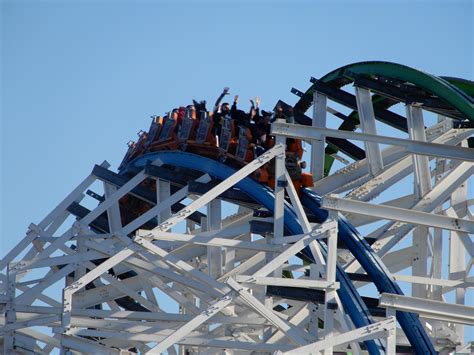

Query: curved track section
[123,151,383,353]
[124,150,434,354]
[301,189,435,354]
[292,61,474,173]
[295,61,474,122]
[3,61,471,354]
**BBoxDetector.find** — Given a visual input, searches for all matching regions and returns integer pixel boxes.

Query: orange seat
[301,173,314,187]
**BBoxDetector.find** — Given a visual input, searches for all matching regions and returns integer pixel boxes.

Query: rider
[212,87,230,136]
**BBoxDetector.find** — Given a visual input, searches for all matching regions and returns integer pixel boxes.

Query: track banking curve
[292,61,474,174]
[300,189,435,354]
[294,61,474,122]
[3,61,471,354]
[121,150,436,354]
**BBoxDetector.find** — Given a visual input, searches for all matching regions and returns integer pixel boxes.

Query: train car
[120,107,314,195]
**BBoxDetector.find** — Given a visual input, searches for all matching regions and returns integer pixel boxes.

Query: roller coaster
[1,61,473,354]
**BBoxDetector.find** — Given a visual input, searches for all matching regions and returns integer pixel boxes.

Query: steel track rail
[122,150,437,353]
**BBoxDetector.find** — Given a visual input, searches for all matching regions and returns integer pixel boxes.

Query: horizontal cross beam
[271,122,474,162]
[379,293,474,325]
[321,195,474,233]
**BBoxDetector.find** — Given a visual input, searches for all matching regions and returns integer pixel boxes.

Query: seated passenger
[260,110,272,138]
[230,95,239,119]
[213,101,231,137]
[218,114,234,152]
[263,110,276,150]
[234,112,255,161]
[193,99,207,113]
[177,106,186,126]
[287,138,303,159]
[249,97,262,123]
[232,108,247,135]
[286,107,295,124]
[274,105,285,121]
[211,87,230,136]
[213,87,230,112]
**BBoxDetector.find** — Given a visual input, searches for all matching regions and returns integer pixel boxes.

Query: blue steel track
[121,150,436,354]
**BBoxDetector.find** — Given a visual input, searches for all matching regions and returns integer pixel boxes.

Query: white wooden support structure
[379,293,474,325]
[312,91,327,180]
[207,199,223,279]
[226,278,310,346]
[3,265,17,353]
[277,317,397,355]
[149,291,238,354]
[156,179,171,225]
[269,85,472,353]
[273,125,286,246]
[449,165,469,345]
[431,126,448,306]
[406,104,432,299]
[312,121,463,196]
[406,104,432,197]
[323,211,338,355]
[2,66,473,354]
[321,195,474,233]
[355,86,384,175]
[271,122,474,162]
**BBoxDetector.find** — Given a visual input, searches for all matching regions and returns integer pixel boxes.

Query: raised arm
[213,87,230,112]
[231,95,239,117]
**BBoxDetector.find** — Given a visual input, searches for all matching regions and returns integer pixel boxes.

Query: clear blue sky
[1,0,473,312]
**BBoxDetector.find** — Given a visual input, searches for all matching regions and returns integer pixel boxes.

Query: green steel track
[292,61,474,175]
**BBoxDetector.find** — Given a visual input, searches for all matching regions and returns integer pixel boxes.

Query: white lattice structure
[1,62,473,354]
